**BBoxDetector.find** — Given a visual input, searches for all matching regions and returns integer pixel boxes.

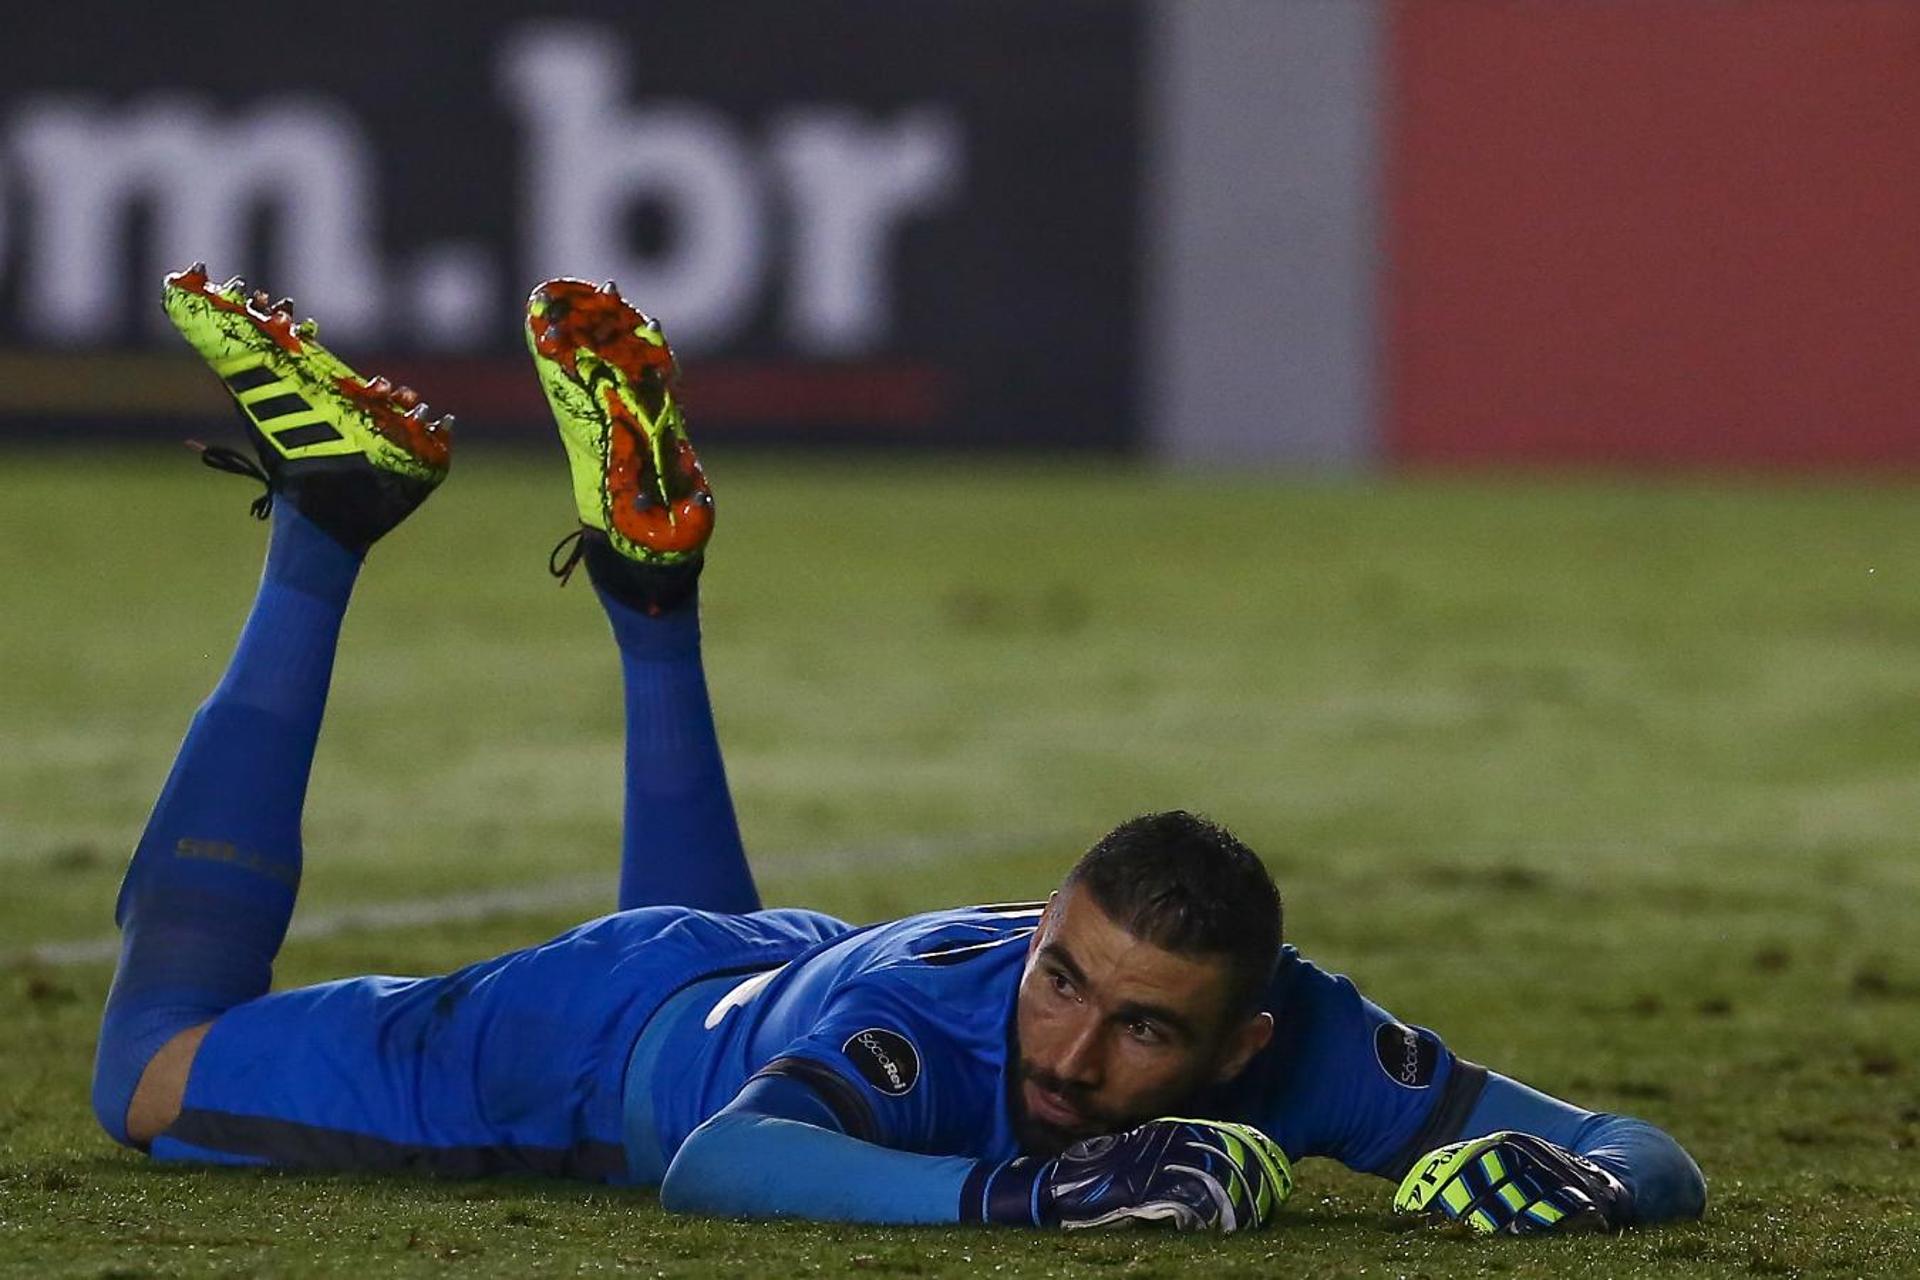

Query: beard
[1010,1059,1125,1157]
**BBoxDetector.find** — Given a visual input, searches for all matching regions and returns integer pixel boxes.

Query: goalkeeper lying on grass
[92,266,1706,1236]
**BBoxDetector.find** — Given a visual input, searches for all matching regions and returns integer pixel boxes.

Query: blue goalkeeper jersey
[637,901,1484,1180]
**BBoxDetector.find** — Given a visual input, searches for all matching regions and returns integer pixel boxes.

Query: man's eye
[1048,971,1076,999]
[1124,1018,1161,1044]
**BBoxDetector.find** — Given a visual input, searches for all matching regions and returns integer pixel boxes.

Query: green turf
[3,447,1917,1277]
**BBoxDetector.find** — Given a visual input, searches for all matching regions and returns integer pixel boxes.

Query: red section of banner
[1386,2,1920,469]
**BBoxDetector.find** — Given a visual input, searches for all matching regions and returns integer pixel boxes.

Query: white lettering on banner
[500,24,962,353]
[11,98,383,342]
[0,23,963,356]
[408,242,499,351]
[499,26,767,348]
[772,108,962,355]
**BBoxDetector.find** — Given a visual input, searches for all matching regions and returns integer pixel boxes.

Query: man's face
[1009,884,1273,1156]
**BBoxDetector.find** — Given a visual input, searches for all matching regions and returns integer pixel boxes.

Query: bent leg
[527,278,754,914]
[152,966,626,1179]
[93,509,359,1145]
[598,578,760,914]
[150,906,767,1182]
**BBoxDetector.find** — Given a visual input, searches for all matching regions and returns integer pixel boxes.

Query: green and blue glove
[964,1118,1293,1232]
[1394,1131,1631,1235]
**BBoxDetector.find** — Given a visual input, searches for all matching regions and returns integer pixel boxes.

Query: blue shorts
[152,905,850,1183]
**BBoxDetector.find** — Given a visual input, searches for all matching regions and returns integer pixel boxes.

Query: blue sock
[599,588,761,915]
[93,509,360,1144]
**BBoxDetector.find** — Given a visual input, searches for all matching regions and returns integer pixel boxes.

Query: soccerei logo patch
[1374,1022,1438,1089]
[842,1027,921,1097]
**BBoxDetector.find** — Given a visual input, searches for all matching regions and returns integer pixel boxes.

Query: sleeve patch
[841,1027,921,1097]
[1374,1022,1439,1089]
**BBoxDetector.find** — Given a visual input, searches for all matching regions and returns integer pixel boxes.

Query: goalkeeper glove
[962,1118,1293,1232]
[1394,1131,1631,1235]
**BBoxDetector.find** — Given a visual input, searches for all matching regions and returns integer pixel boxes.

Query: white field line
[19,829,1064,969]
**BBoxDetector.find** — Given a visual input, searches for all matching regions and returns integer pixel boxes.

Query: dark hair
[1062,810,1282,1016]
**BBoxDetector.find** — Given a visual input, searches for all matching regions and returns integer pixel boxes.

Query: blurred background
[2,1,1916,466]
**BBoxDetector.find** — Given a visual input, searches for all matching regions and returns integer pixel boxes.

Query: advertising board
[0,2,1142,448]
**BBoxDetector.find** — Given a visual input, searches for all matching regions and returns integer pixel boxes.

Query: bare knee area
[127,1023,212,1146]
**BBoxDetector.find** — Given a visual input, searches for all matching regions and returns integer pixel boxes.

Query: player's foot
[524,278,712,613]
[163,264,453,553]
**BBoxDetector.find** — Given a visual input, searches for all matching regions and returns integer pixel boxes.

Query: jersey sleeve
[1228,952,1488,1178]
[1461,1070,1708,1223]
[660,1072,975,1224]
[751,970,997,1157]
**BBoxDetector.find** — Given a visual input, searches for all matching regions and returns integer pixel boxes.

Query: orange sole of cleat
[336,375,453,472]
[166,264,308,356]
[529,278,713,558]
[602,389,713,555]
[526,279,677,388]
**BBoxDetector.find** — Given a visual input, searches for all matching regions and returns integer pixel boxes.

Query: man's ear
[1214,1010,1274,1084]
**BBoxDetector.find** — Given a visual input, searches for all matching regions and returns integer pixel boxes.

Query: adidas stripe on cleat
[163,263,453,552]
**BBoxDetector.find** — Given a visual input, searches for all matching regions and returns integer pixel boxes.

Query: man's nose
[1053,1009,1105,1087]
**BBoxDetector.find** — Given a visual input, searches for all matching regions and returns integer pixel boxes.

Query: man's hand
[1394,1131,1631,1235]
[965,1118,1293,1232]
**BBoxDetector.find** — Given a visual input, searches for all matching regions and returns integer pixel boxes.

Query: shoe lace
[187,440,274,520]
[549,527,588,586]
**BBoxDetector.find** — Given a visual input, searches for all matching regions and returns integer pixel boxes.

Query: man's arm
[662,1069,1294,1230]
[1453,1070,1706,1225]
[660,1072,975,1224]
[1235,951,1705,1229]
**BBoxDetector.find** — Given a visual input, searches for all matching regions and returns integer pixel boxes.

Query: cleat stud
[599,279,618,294]
[187,260,208,276]
[251,289,271,310]
[271,296,294,314]
[436,414,456,432]
[405,404,428,420]
[395,385,420,407]
[368,376,393,394]
[221,276,245,294]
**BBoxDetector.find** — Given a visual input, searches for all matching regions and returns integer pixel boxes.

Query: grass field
[3,447,1917,1278]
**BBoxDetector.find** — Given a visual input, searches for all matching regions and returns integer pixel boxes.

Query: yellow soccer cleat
[524,278,713,568]
[163,263,452,551]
